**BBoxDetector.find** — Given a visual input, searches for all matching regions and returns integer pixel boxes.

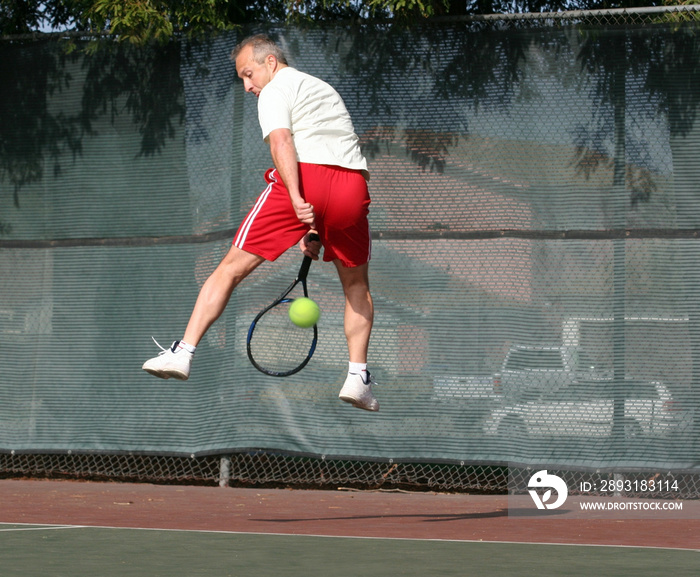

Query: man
[142,34,379,412]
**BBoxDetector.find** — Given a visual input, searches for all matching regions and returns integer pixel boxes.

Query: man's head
[232,35,288,97]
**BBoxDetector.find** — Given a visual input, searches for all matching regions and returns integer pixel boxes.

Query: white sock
[349,362,367,382]
[177,341,196,354]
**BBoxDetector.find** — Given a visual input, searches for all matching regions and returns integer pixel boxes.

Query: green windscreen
[1,20,699,473]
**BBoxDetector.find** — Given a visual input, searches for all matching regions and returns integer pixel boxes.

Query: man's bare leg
[334,261,373,362]
[183,245,265,347]
[335,261,379,411]
[143,245,264,380]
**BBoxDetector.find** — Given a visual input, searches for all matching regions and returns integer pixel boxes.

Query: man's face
[236,45,275,97]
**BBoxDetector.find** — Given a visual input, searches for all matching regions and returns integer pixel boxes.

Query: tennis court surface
[1,479,697,576]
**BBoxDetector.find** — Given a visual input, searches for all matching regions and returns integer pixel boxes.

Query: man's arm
[268,128,316,228]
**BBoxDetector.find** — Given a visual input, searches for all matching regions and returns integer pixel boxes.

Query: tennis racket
[246,233,320,377]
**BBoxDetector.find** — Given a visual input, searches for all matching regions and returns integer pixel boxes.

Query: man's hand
[292,198,316,229]
[300,231,322,260]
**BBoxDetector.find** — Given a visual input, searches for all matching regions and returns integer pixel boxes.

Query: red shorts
[234,163,371,267]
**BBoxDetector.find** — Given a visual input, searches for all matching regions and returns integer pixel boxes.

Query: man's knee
[217,246,264,283]
[335,261,370,289]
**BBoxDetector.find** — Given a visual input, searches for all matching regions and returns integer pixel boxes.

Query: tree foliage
[0,0,681,42]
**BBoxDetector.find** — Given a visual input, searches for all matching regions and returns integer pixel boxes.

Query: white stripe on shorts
[234,170,277,249]
[366,221,373,262]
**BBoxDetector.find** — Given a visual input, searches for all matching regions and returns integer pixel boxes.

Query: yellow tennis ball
[289,297,320,328]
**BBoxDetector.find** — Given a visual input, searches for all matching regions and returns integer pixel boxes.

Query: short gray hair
[231,34,288,65]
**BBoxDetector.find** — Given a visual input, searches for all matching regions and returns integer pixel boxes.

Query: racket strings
[248,301,316,375]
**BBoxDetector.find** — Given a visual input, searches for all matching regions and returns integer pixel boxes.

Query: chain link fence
[2,451,698,498]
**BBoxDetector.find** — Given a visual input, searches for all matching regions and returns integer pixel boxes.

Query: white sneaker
[142,339,193,381]
[339,371,379,412]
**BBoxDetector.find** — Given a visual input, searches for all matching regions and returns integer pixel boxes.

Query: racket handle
[298,255,312,279]
[298,232,320,280]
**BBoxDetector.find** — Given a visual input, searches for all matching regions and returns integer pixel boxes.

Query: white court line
[0,522,696,552]
[0,524,84,532]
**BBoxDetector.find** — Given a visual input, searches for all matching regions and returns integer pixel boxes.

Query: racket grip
[299,255,313,279]
[297,233,319,279]
[298,233,320,279]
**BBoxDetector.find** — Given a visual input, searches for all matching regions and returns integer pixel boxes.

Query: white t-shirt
[257,67,368,176]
